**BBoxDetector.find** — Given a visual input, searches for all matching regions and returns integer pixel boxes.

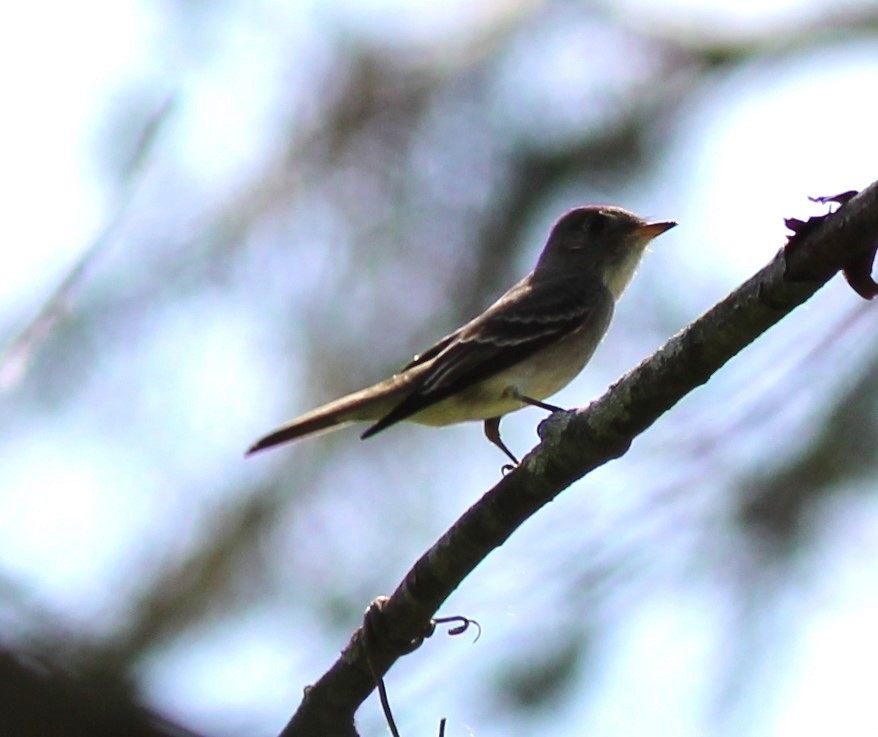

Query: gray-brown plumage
[247,206,676,463]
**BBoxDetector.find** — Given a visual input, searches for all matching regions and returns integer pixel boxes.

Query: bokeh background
[3,1,878,735]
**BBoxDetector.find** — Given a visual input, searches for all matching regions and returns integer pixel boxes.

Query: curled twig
[361,603,483,737]
[432,615,482,643]
[362,599,402,737]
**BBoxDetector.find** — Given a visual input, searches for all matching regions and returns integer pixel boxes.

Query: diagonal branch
[278,180,878,737]
[0,96,176,391]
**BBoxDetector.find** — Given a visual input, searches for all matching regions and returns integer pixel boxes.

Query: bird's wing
[400,329,462,371]
[361,275,612,438]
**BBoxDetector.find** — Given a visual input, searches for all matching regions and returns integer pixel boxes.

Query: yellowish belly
[409,326,599,426]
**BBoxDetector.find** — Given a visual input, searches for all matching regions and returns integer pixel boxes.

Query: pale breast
[410,304,613,426]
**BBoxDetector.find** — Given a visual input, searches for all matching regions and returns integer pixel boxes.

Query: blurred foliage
[0,646,203,737]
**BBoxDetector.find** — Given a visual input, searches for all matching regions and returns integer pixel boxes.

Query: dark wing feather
[400,329,461,371]
[361,275,610,438]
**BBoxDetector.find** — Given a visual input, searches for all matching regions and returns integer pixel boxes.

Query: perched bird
[247,206,675,464]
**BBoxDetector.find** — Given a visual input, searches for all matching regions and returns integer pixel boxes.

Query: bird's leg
[483,416,519,468]
[509,389,565,413]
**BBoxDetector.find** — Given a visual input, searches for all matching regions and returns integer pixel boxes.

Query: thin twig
[0,95,176,390]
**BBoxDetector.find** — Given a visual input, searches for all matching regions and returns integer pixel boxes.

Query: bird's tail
[245,377,407,455]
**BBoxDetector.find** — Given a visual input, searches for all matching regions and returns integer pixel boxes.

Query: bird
[247,206,676,464]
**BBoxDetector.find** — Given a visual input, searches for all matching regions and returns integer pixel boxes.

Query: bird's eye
[583,212,609,235]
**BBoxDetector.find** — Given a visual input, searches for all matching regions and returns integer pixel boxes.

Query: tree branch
[278,180,878,737]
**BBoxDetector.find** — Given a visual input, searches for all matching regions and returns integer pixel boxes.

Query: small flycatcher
[247,206,675,463]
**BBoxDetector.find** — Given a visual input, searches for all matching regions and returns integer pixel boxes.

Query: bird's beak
[636,220,677,240]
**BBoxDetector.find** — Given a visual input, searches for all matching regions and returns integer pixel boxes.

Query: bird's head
[535,206,676,299]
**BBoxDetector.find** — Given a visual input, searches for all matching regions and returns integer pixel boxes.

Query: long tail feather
[246,378,407,455]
